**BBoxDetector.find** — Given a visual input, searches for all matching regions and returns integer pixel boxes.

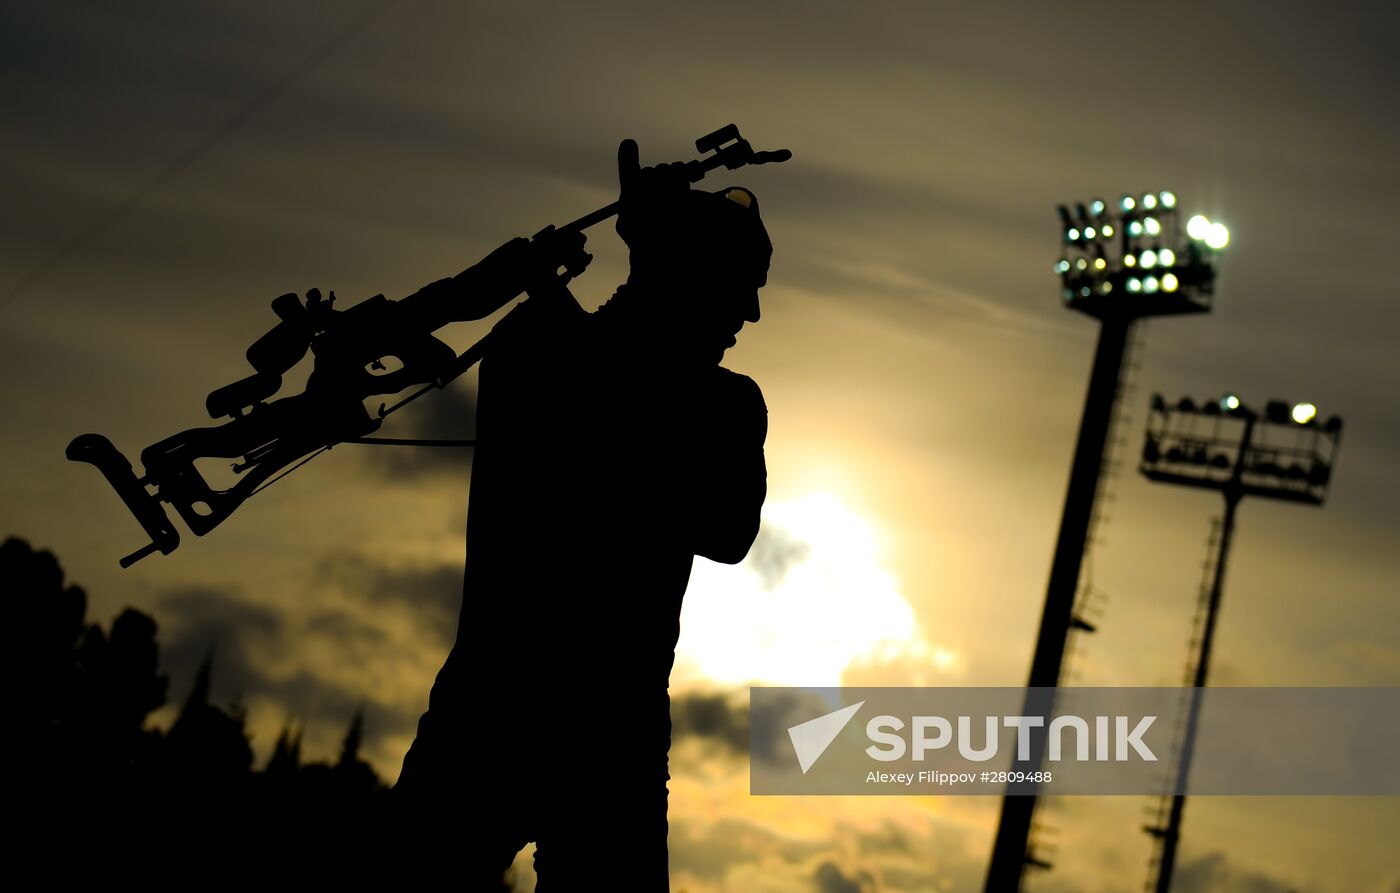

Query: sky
[3,1,1398,890]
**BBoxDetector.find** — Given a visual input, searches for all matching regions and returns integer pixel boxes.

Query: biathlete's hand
[526,224,592,283]
[616,138,692,246]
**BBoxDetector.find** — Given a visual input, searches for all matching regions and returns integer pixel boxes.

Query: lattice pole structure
[984,194,1232,892]
[1139,393,1343,892]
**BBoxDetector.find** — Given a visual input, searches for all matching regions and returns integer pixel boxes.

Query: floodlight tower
[984,194,1232,893]
[1140,393,1342,893]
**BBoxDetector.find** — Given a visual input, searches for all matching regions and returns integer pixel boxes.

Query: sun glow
[675,492,958,688]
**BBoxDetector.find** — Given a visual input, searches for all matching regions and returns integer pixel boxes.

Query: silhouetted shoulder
[712,367,767,434]
[713,366,762,398]
[483,292,588,376]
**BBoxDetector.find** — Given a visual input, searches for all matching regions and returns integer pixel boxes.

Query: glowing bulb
[1160,191,1177,208]
[1144,217,1162,236]
[1076,258,1088,270]
[1094,257,1107,270]
[1144,276,1160,293]
[1101,281,1113,294]
[1161,272,1179,292]
[1121,195,1136,211]
[1067,227,1080,241]
[1090,199,1106,215]
[1206,222,1230,249]
[1124,253,1136,267]
[1055,259,1070,273]
[1127,277,1142,293]
[1159,248,1176,266]
[1187,214,1211,240]
[1142,193,1158,210]
[1222,393,1241,411]
[1128,220,1144,236]
[1102,224,1115,237]
[1080,286,1091,297]
[1141,250,1158,268]
[1291,402,1318,424]
[1084,226,1096,239]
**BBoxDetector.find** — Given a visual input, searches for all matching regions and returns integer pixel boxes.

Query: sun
[674,491,955,689]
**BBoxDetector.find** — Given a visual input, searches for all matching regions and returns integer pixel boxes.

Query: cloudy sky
[3,1,1398,890]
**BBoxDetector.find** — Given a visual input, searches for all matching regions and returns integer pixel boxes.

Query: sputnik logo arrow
[787,701,865,774]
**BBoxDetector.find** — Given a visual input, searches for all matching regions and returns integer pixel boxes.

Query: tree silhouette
[3,535,390,873]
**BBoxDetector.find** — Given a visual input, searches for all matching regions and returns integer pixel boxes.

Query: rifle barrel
[557,141,790,235]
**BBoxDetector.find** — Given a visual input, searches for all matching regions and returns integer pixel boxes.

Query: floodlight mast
[983,193,1229,893]
[1140,394,1342,893]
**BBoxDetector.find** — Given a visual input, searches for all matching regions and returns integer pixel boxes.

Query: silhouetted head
[615,185,771,365]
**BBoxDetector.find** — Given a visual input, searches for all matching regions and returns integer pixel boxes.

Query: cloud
[156,583,422,765]
[361,381,477,481]
[746,522,811,590]
[670,689,748,756]
[668,686,832,768]
[668,817,827,884]
[681,494,965,689]
[664,810,987,893]
[317,551,463,647]
[814,862,876,893]
[1173,851,1306,893]
[747,688,848,767]
[304,607,390,650]
[157,585,284,700]
[851,823,913,856]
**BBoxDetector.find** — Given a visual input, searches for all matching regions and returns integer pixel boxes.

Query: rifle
[68,124,790,568]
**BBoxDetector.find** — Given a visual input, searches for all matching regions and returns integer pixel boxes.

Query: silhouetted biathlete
[391,139,771,890]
